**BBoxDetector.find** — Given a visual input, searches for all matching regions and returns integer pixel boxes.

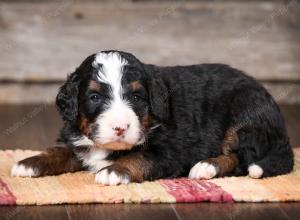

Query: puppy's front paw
[188,162,218,180]
[95,166,130,185]
[11,155,44,177]
[11,163,38,177]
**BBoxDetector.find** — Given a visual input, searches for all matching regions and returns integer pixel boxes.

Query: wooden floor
[0,104,300,220]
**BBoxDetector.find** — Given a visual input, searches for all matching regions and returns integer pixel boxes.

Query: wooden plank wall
[0,1,299,103]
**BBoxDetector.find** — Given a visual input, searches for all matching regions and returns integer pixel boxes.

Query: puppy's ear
[56,71,81,123]
[147,77,169,122]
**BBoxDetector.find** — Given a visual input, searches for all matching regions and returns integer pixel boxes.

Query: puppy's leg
[11,147,83,177]
[188,154,239,180]
[95,152,151,185]
[188,125,241,180]
[95,151,238,185]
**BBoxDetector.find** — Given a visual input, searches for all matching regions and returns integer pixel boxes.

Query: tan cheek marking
[114,153,152,182]
[221,127,239,155]
[130,81,143,91]
[79,116,91,136]
[142,115,152,132]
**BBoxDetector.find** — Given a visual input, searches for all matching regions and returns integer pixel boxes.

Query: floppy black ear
[56,71,81,123]
[148,77,169,122]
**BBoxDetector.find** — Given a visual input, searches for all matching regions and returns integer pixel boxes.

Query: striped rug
[0,149,299,205]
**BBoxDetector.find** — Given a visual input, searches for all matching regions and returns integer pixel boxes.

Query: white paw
[248,164,263,179]
[11,164,37,177]
[188,162,217,180]
[95,169,130,185]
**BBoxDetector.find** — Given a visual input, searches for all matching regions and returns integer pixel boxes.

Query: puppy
[11,50,294,185]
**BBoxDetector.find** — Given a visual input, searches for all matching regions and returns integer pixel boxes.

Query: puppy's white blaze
[248,164,263,179]
[11,164,37,177]
[93,52,142,145]
[77,148,112,173]
[93,52,127,101]
[72,135,94,147]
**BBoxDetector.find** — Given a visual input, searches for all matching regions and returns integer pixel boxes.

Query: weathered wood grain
[0,1,299,82]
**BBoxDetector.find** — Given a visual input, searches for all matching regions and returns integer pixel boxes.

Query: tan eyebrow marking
[88,80,101,92]
[130,81,143,91]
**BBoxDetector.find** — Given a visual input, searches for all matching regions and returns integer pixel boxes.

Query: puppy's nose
[113,125,130,137]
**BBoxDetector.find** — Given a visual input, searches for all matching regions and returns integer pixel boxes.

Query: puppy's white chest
[78,148,112,173]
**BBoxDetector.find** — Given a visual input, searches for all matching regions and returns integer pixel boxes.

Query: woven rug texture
[0,149,299,205]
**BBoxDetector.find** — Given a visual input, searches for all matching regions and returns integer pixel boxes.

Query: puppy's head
[56,51,168,151]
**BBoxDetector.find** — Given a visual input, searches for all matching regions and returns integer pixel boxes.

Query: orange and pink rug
[1,149,300,205]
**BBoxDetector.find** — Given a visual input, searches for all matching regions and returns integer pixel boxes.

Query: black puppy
[11,50,294,185]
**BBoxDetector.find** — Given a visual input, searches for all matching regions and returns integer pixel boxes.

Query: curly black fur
[52,50,295,181]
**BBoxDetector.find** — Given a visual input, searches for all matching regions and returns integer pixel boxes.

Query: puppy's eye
[132,93,144,102]
[133,95,139,102]
[89,94,101,103]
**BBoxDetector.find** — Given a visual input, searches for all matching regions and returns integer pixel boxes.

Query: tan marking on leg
[206,154,239,177]
[17,147,83,177]
[112,153,152,182]
[221,127,239,155]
